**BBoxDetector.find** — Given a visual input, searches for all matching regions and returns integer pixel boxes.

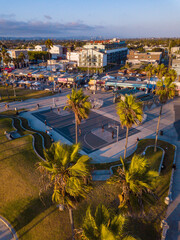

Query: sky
[0,0,180,38]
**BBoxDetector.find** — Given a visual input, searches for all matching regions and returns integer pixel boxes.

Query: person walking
[102,124,104,132]
[45,120,47,126]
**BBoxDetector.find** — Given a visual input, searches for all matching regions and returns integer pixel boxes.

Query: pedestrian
[79,128,82,136]
[112,130,114,139]
[172,164,176,170]
[45,120,47,126]
[136,137,139,142]
[102,124,104,132]
[57,107,60,114]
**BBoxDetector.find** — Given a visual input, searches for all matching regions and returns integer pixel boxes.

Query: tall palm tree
[154,64,167,79]
[64,88,91,144]
[45,39,53,60]
[0,47,11,99]
[165,69,177,81]
[78,204,139,240]
[107,155,158,215]
[145,64,155,81]
[154,77,176,152]
[45,39,54,90]
[116,95,143,159]
[37,142,91,240]
[18,52,26,68]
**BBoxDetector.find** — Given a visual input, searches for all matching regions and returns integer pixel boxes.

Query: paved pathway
[165,98,180,240]
[0,216,18,240]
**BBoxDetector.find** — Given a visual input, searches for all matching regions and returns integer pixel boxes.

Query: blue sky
[0,0,180,38]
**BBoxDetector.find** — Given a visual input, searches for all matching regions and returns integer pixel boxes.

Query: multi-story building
[127,50,162,65]
[34,45,47,51]
[79,49,107,68]
[78,39,128,68]
[49,45,63,59]
[66,51,80,64]
[8,49,29,60]
[171,47,180,54]
[172,59,180,80]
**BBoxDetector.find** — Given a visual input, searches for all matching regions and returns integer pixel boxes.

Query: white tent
[18,80,25,84]
[33,82,41,86]
[101,75,115,80]
[24,81,31,84]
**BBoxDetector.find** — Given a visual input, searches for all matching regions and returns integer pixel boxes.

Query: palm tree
[45,39,53,60]
[154,77,176,152]
[145,64,155,81]
[107,155,158,215]
[64,88,91,144]
[45,39,54,90]
[116,95,143,159]
[0,47,11,99]
[165,69,177,81]
[154,64,167,79]
[18,52,26,68]
[78,204,139,240]
[37,142,91,240]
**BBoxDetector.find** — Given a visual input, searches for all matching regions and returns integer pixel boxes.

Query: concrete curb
[167,144,177,202]
[0,115,46,161]
[142,145,165,174]
[0,216,18,240]
[160,144,177,240]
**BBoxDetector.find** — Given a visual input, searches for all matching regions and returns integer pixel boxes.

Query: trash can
[160,130,163,136]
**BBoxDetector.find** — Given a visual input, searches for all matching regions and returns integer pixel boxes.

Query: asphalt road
[174,100,180,141]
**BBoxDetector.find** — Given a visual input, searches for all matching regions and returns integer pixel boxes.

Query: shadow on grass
[128,217,160,240]
[11,195,55,236]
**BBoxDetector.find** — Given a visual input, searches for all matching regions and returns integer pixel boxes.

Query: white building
[172,59,180,79]
[78,40,128,68]
[66,52,80,65]
[79,49,107,68]
[50,45,63,59]
[171,47,180,54]
[35,45,47,51]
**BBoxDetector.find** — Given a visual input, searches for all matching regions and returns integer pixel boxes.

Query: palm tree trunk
[154,105,163,152]
[75,117,78,144]
[124,127,129,159]
[68,207,75,240]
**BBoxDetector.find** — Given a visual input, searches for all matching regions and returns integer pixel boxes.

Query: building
[35,45,47,51]
[8,49,28,60]
[49,45,63,59]
[171,47,180,54]
[172,59,180,81]
[78,39,128,68]
[127,50,162,65]
[79,49,107,68]
[66,52,80,64]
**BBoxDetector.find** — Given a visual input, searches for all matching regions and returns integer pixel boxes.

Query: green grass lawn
[0,118,72,240]
[0,85,54,102]
[0,111,52,158]
[0,118,175,240]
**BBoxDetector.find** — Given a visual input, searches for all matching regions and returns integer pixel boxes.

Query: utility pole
[168,39,171,70]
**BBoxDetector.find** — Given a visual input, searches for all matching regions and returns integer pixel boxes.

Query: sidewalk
[0,216,18,240]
